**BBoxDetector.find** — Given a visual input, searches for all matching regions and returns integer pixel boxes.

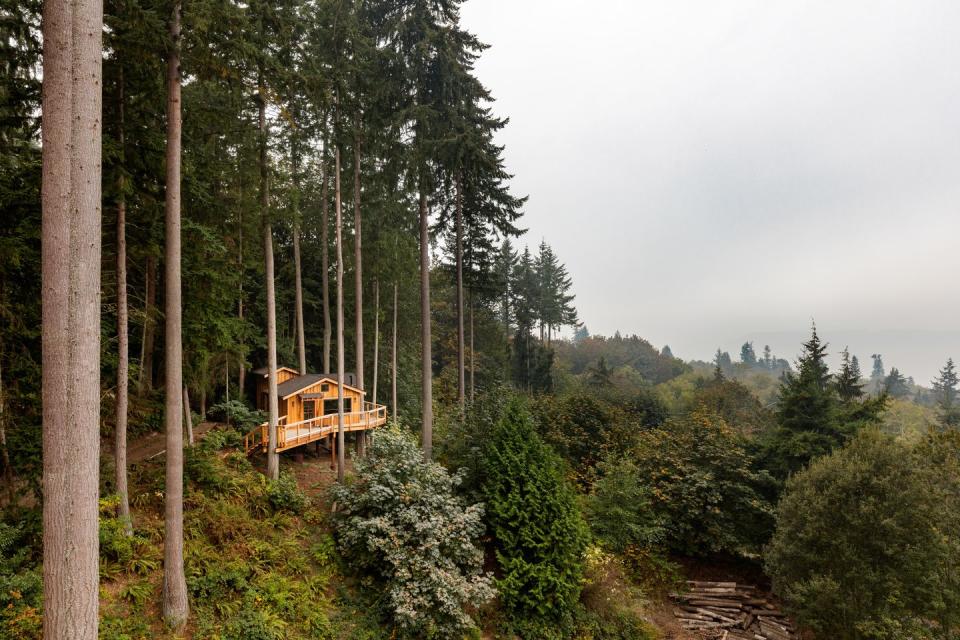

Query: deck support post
[329,435,336,470]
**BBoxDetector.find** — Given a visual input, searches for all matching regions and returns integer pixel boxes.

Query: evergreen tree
[740,341,757,366]
[835,347,865,402]
[661,344,673,358]
[933,358,960,428]
[884,367,911,399]
[482,401,588,632]
[587,357,613,388]
[763,344,773,369]
[765,325,844,478]
[871,353,885,382]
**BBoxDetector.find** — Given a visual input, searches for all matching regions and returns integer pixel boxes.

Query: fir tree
[765,325,844,478]
[482,401,588,632]
[884,367,911,399]
[932,358,960,428]
[740,341,757,366]
[871,354,885,382]
[836,347,865,402]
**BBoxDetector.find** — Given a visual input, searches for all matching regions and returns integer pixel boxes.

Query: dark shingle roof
[251,365,299,377]
[275,373,360,398]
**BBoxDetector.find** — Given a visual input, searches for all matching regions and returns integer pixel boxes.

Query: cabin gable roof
[276,373,364,399]
[252,365,299,378]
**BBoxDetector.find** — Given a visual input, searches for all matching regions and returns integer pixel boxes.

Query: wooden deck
[244,402,388,455]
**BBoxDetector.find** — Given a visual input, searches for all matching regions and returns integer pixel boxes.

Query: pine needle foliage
[481,400,588,634]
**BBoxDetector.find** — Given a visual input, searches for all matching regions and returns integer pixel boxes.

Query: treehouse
[244,367,388,455]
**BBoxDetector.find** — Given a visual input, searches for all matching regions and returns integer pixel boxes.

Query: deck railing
[244,403,388,454]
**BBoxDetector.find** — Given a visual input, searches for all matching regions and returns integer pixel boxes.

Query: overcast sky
[460,0,960,383]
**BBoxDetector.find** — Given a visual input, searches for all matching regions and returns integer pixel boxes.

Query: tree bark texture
[335,144,346,481]
[162,2,189,627]
[41,1,103,637]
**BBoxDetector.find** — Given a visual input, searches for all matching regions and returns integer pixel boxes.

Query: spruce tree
[482,400,588,631]
[765,325,843,478]
[740,341,757,366]
[836,347,865,402]
[933,358,960,428]
[884,367,911,399]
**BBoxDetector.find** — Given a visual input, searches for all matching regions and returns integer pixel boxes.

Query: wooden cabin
[246,368,387,455]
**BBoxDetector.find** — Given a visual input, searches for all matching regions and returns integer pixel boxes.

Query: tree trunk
[41,2,103,637]
[335,143,346,481]
[293,225,306,374]
[353,141,364,455]
[455,175,465,407]
[237,202,245,398]
[115,66,132,536]
[321,137,331,374]
[392,281,398,423]
[372,279,380,404]
[260,75,280,481]
[0,349,14,500]
[200,387,206,420]
[419,189,433,459]
[182,386,194,446]
[469,292,475,403]
[292,137,306,375]
[162,2,189,627]
[139,254,157,393]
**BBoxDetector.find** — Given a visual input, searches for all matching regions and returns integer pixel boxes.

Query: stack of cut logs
[671,581,796,639]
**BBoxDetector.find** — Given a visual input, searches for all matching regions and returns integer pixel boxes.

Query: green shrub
[482,400,589,633]
[0,518,42,640]
[267,471,308,515]
[331,426,494,639]
[765,429,960,639]
[208,399,265,431]
[584,457,664,553]
[631,407,775,556]
[224,609,287,640]
[576,547,658,640]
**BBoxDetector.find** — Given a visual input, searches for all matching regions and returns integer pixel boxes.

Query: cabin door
[303,400,316,421]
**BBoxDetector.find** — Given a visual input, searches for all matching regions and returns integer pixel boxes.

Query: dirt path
[126,421,220,464]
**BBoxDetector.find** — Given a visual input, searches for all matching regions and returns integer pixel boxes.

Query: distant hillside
[554,333,687,385]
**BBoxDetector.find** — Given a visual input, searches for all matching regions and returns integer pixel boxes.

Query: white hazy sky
[460,0,960,383]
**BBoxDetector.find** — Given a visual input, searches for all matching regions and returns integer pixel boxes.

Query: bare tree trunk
[115,66,132,536]
[292,137,306,375]
[372,279,380,404]
[260,75,280,481]
[0,349,14,500]
[455,175,465,407]
[321,138,331,373]
[353,141,364,455]
[41,2,102,637]
[237,204,245,397]
[182,386,194,446]
[335,143,346,481]
[200,387,206,420]
[139,254,157,393]
[419,189,433,459]
[162,2,189,627]
[353,141,364,387]
[293,225,306,374]
[469,292,475,403]
[392,281,398,423]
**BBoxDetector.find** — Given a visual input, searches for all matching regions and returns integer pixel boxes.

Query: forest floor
[126,420,220,464]
[100,426,791,640]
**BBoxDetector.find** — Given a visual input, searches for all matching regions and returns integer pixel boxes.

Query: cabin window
[321,383,330,393]
[323,398,352,415]
[304,400,316,420]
